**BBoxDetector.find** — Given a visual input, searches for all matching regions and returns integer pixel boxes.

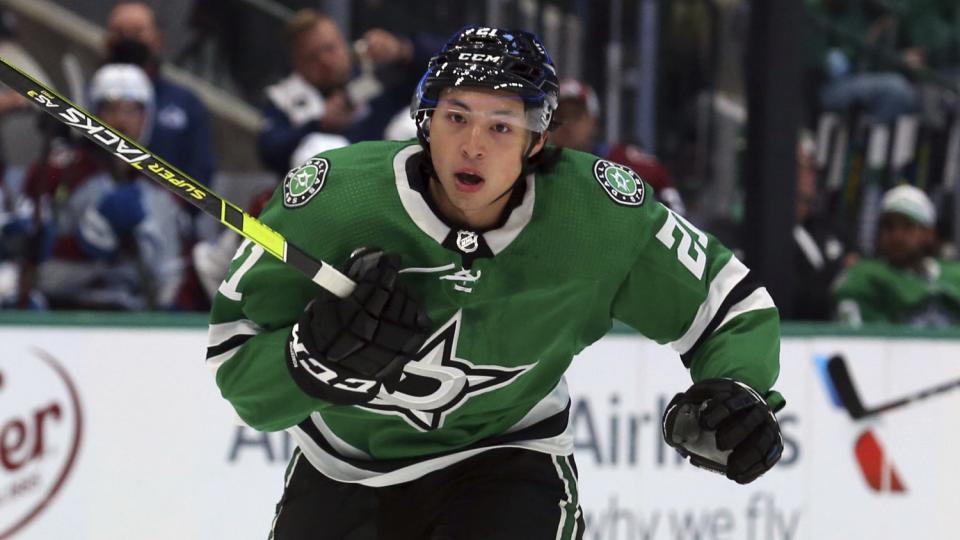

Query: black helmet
[410,26,559,136]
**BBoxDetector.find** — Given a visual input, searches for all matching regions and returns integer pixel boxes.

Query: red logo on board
[854,429,906,493]
[0,349,83,539]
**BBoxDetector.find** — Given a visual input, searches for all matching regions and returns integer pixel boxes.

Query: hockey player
[208,26,784,539]
[25,64,187,309]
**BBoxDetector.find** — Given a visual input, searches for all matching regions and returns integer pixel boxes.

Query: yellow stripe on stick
[242,216,286,261]
[220,201,286,261]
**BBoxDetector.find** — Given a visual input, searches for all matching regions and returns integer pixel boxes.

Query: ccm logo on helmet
[458,53,502,63]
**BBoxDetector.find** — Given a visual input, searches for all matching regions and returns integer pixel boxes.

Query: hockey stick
[827,354,960,420]
[0,56,355,298]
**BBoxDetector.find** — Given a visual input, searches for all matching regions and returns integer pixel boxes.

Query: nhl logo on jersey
[455,230,479,253]
[283,157,329,208]
[593,160,645,206]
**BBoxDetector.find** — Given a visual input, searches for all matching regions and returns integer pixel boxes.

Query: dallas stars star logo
[593,159,645,206]
[283,156,328,208]
[361,310,534,431]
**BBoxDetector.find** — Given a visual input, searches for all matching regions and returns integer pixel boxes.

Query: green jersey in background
[834,258,960,325]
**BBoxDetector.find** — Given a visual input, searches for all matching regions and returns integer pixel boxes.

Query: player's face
[98,100,147,142]
[294,19,352,91]
[427,87,546,229]
[876,213,933,268]
[551,99,595,152]
[106,2,163,55]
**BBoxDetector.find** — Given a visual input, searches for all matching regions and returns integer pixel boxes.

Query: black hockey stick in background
[827,354,960,420]
[0,56,356,298]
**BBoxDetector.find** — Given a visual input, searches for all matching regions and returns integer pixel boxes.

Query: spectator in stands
[257,9,443,175]
[0,9,56,308]
[789,132,858,320]
[805,0,918,125]
[0,6,51,178]
[551,78,686,213]
[833,184,960,326]
[104,1,215,186]
[24,64,188,310]
[895,0,960,128]
[0,22,28,121]
[898,0,960,73]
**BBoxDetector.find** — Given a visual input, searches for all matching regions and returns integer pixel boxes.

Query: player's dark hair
[525,143,563,175]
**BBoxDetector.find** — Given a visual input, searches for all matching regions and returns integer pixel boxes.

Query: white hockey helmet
[88,63,153,107]
[87,63,154,141]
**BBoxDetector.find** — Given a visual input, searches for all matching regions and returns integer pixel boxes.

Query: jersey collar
[392,144,535,257]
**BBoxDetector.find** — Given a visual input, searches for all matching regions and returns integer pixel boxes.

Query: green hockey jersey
[833,257,960,325]
[206,140,782,486]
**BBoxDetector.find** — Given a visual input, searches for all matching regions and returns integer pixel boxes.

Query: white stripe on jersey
[206,319,262,373]
[506,378,571,433]
[307,412,372,460]
[287,426,573,488]
[716,287,776,331]
[669,256,750,355]
[286,381,574,487]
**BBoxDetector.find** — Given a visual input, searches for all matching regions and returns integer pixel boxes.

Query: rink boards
[1,316,958,540]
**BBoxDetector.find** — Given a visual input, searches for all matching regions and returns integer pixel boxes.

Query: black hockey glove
[286,249,431,405]
[662,378,783,484]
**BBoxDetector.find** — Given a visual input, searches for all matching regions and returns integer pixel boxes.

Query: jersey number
[218,239,264,301]
[655,209,708,280]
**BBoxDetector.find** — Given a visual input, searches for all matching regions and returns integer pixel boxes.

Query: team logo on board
[1,349,83,539]
[283,157,329,208]
[593,160,645,206]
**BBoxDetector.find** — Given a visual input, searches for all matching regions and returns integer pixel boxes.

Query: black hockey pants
[268,447,586,540]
